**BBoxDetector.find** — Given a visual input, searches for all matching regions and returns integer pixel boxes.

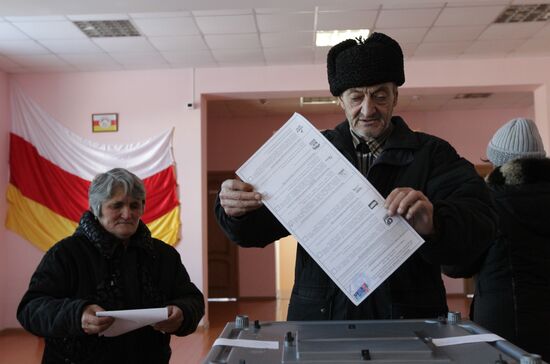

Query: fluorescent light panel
[315,29,370,47]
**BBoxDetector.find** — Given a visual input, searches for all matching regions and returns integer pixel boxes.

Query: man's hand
[219,179,263,217]
[153,305,184,334]
[385,187,434,236]
[81,304,114,335]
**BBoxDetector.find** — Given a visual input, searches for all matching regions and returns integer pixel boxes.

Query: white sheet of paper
[213,338,279,350]
[431,334,505,347]
[96,307,168,337]
[236,113,425,306]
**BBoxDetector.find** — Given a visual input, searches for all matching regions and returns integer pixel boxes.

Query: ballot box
[203,312,545,364]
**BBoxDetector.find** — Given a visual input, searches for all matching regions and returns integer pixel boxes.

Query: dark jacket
[215,117,497,321]
[17,211,205,364]
[446,157,550,360]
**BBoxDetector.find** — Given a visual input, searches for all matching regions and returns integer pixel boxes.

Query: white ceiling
[0,0,547,112]
[1,0,549,73]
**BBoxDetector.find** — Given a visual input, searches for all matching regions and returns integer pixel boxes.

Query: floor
[0,296,470,364]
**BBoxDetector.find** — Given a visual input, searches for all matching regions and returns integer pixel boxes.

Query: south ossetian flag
[7,85,180,251]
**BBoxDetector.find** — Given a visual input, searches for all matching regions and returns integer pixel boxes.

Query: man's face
[339,82,398,139]
[98,187,144,241]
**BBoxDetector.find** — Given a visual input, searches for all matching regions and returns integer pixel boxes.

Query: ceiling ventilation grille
[454,93,492,99]
[494,4,550,23]
[300,96,337,106]
[74,20,141,37]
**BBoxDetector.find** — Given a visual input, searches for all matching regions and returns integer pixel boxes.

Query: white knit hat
[487,118,546,167]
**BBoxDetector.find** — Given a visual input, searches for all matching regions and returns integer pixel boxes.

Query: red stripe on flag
[10,133,89,221]
[9,133,179,223]
[142,166,179,223]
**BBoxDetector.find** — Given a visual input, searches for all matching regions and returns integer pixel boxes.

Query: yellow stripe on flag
[6,183,78,252]
[7,183,180,250]
[147,206,180,246]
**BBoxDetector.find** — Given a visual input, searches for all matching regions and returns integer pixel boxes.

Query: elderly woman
[17,168,204,364]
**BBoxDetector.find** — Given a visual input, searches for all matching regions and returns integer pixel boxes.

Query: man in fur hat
[215,32,497,321]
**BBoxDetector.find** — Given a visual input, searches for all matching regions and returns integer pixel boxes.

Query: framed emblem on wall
[92,113,118,132]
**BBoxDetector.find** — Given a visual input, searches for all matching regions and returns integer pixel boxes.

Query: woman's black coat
[17,211,205,364]
[447,157,550,360]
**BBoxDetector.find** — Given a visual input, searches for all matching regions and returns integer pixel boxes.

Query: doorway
[207,171,239,299]
[206,171,279,301]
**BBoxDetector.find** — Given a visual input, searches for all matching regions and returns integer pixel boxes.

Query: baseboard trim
[238,296,277,301]
[446,293,470,298]
[0,328,29,336]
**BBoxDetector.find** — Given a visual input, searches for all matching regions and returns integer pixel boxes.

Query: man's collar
[349,120,395,148]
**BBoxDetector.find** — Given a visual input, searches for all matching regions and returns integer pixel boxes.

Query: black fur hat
[327,32,405,96]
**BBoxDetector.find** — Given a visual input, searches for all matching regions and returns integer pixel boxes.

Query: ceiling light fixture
[495,4,550,23]
[315,29,370,47]
[74,20,140,38]
[454,93,493,99]
[300,96,337,106]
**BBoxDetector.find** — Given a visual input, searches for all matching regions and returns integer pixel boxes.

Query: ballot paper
[236,113,425,306]
[431,334,505,347]
[96,307,168,337]
[213,338,279,350]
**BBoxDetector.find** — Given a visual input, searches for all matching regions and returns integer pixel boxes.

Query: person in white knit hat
[445,117,550,360]
[486,117,546,167]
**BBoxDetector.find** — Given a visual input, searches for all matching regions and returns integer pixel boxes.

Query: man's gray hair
[89,168,146,217]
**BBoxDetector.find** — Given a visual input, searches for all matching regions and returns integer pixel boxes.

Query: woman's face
[98,187,144,241]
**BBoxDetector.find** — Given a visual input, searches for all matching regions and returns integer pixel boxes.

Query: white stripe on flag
[11,84,174,180]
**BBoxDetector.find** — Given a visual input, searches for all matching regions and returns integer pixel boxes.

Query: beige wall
[275,236,297,300]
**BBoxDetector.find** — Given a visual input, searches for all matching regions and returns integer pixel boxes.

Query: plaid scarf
[351,121,394,175]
